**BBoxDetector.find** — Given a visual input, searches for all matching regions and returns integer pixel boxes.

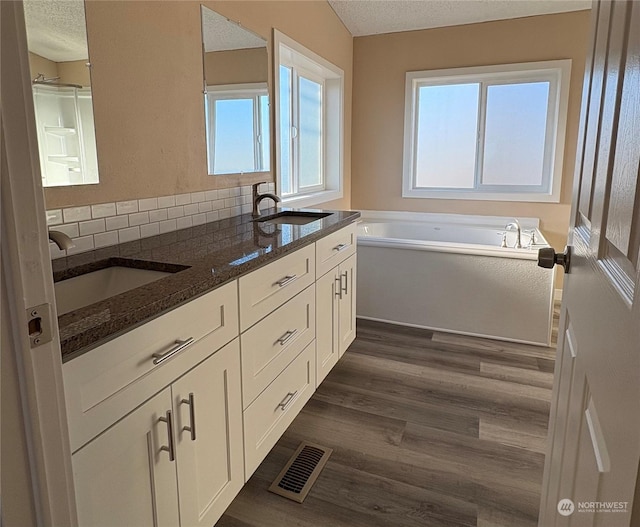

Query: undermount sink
[253,211,332,225]
[55,266,174,315]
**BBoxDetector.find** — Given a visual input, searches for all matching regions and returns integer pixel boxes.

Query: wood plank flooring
[217,309,559,527]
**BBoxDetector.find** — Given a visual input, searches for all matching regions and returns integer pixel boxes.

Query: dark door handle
[538,246,571,273]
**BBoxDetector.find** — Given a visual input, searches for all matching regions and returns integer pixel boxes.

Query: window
[205,83,270,175]
[275,30,344,207]
[403,60,571,202]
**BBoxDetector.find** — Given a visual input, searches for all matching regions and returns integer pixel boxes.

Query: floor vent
[268,442,333,503]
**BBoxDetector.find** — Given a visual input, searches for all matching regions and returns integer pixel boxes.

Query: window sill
[280,189,343,209]
[402,188,560,203]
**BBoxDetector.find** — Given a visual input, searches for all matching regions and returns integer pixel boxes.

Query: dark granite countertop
[54,208,360,362]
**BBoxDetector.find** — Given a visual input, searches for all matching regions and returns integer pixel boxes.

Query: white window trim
[274,29,344,208]
[402,60,572,203]
[205,82,270,176]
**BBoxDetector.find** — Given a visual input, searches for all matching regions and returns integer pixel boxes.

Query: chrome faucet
[252,182,280,218]
[504,219,522,249]
[48,230,75,250]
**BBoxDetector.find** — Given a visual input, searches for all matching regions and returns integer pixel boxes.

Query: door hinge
[26,303,53,348]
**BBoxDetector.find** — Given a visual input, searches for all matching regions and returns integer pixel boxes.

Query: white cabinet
[316,253,357,386]
[173,340,243,527]
[72,388,180,527]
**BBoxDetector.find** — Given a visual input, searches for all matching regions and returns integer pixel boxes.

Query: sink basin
[254,211,332,225]
[55,266,173,315]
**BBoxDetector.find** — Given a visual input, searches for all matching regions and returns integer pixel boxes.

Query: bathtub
[356,211,556,346]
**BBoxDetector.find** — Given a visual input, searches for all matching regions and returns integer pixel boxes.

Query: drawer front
[239,244,315,331]
[64,281,239,452]
[241,285,315,408]
[315,223,357,278]
[243,341,316,480]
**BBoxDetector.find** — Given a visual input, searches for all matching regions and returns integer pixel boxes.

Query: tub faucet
[504,219,522,249]
[48,230,75,250]
[252,182,280,218]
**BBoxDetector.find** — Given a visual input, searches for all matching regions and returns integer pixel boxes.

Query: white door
[173,340,244,527]
[316,267,340,385]
[338,254,357,356]
[539,1,640,525]
[72,388,180,527]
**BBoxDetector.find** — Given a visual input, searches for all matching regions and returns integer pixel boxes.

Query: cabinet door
[338,254,357,357]
[316,268,340,386]
[173,339,244,527]
[72,388,179,527]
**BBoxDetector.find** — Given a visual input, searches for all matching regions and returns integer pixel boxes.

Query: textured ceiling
[328,0,592,36]
[23,0,88,62]
[201,6,266,53]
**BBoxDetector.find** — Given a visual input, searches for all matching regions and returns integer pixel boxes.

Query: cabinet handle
[181,393,196,441]
[152,337,194,365]
[341,271,348,295]
[274,274,297,288]
[335,275,343,299]
[276,329,298,346]
[158,410,176,461]
[333,243,348,252]
[277,391,298,412]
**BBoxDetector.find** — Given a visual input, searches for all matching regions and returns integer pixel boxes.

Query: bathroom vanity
[56,209,358,526]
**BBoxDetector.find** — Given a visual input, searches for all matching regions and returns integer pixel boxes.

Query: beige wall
[351,10,591,287]
[29,54,91,87]
[44,0,353,212]
[205,47,268,85]
[29,52,58,79]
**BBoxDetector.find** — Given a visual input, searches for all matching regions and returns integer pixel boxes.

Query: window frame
[274,29,344,208]
[205,82,270,176]
[402,60,572,202]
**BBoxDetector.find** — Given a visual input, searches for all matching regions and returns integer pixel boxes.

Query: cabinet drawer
[239,244,315,331]
[243,341,316,479]
[64,281,239,452]
[241,285,315,408]
[315,223,357,278]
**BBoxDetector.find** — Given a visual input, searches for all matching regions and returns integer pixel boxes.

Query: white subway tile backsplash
[94,230,119,249]
[129,211,150,226]
[217,188,230,199]
[198,201,212,213]
[177,216,193,230]
[230,187,241,197]
[56,223,80,238]
[91,203,116,219]
[159,219,177,234]
[176,193,191,206]
[118,226,140,243]
[138,197,158,212]
[116,200,138,215]
[79,218,106,236]
[213,199,225,210]
[184,204,199,216]
[231,206,242,217]
[140,222,160,238]
[149,208,168,222]
[205,189,218,201]
[241,204,252,214]
[241,185,252,195]
[191,191,205,203]
[63,206,91,223]
[219,209,231,219]
[66,236,94,255]
[224,198,236,208]
[106,215,129,231]
[46,209,63,226]
[49,242,66,259]
[206,211,219,222]
[158,195,176,208]
[192,213,207,226]
[167,206,184,219]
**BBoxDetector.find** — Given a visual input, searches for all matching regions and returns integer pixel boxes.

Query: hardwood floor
[217,310,559,527]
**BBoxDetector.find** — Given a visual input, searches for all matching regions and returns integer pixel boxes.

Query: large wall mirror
[24,0,99,188]
[201,6,271,177]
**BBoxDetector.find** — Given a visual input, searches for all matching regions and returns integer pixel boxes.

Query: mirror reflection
[201,6,270,176]
[24,0,99,187]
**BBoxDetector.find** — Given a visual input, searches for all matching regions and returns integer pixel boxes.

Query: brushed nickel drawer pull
[274,275,297,288]
[341,271,348,295]
[333,243,348,252]
[276,329,298,346]
[277,391,298,412]
[158,410,175,461]
[335,275,343,299]
[181,393,196,441]
[152,337,195,365]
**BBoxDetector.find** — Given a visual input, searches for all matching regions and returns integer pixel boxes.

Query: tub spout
[504,219,522,249]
